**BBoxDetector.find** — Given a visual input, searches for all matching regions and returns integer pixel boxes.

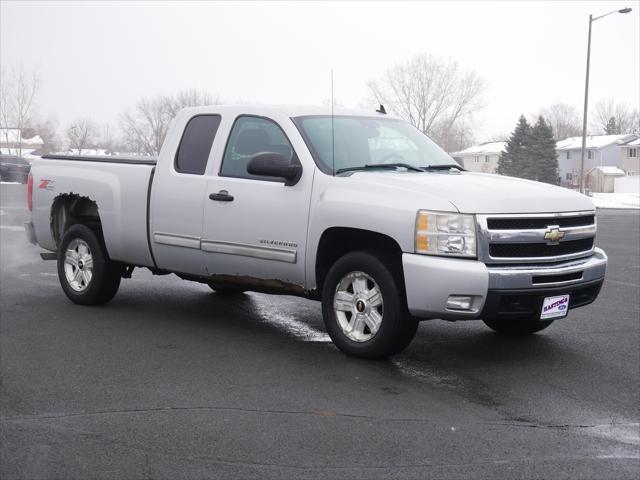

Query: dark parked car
[0,155,31,183]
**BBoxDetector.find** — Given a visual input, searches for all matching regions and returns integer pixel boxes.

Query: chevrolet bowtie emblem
[544,226,565,243]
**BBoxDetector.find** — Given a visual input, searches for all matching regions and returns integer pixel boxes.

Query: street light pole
[579,7,632,194]
[579,15,592,194]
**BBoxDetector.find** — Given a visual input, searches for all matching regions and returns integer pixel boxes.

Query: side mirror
[247,152,302,186]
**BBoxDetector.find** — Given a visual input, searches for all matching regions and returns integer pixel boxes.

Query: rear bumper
[24,221,37,245]
[402,248,607,320]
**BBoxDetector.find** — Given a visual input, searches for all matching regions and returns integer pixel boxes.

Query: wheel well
[51,194,101,248]
[315,227,404,292]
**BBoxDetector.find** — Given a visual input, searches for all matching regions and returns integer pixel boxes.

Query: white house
[555,134,638,189]
[450,141,505,173]
[619,137,639,176]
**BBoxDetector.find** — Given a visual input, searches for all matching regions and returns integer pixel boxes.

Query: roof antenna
[376,104,387,114]
[331,69,335,175]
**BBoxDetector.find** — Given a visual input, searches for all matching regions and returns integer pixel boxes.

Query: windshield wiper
[422,164,465,171]
[335,163,425,175]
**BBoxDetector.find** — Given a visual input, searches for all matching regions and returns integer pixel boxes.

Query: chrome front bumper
[402,248,607,320]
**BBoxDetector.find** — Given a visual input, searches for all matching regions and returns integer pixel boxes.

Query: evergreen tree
[527,116,559,184]
[605,116,620,135]
[497,115,530,177]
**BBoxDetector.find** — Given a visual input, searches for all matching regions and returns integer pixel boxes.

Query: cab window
[175,115,221,174]
[220,116,294,180]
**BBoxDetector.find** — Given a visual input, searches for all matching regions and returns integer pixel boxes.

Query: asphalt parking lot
[1,183,638,479]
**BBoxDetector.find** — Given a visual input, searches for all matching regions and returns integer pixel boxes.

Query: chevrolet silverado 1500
[25,105,607,358]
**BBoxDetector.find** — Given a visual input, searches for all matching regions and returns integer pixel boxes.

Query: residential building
[555,134,638,189]
[619,137,639,176]
[450,141,505,173]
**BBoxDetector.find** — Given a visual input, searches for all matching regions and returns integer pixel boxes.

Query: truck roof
[177,104,402,120]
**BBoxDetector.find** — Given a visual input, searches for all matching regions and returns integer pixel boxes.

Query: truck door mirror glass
[247,152,302,186]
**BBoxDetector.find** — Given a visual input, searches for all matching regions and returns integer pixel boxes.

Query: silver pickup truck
[25,105,607,358]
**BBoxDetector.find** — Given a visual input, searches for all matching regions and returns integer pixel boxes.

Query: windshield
[293,115,456,174]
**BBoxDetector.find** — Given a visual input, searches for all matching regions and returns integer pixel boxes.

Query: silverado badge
[544,226,565,244]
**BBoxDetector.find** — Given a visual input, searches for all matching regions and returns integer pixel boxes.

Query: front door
[202,115,313,288]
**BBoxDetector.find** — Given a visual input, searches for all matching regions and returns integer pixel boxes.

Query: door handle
[209,190,234,202]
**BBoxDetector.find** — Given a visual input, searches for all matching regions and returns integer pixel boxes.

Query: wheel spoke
[364,310,382,335]
[365,288,382,307]
[78,243,88,256]
[65,250,79,267]
[82,270,92,285]
[72,268,82,284]
[334,291,354,312]
[352,316,366,336]
[352,276,367,294]
[82,257,93,270]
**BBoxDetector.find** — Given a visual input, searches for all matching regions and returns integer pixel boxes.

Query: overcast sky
[1,0,638,141]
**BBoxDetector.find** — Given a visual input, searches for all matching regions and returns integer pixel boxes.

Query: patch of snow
[556,134,637,150]
[257,307,331,343]
[0,129,44,146]
[586,422,640,447]
[0,181,23,185]
[452,141,506,156]
[588,166,625,175]
[591,193,640,209]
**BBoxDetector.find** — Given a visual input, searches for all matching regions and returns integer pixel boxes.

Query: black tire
[57,224,123,305]
[483,317,554,335]
[321,251,418,359]
[208,284,246,295]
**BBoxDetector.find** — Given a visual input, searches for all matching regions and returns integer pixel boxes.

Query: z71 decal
[38,179,55,191]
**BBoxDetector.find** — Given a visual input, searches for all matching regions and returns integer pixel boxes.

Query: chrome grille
[477,211,596,265]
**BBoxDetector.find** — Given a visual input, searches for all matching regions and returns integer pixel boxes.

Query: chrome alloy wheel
[64,238,94,292]
[333,271,384,342]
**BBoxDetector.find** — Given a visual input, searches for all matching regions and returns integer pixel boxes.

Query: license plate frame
[540,294,570,320]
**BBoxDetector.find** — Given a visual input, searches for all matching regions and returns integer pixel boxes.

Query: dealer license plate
[540,294,570,320]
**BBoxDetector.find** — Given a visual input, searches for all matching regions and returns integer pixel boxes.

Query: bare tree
[592,99,639,135]
[0,66,39,157]
[368,53,484,152]
[165,88,220,118]
[539,102,582,140]
[66,118,99,154]
[99,123,120,154]
[33,116,61,154]
[120,89,220,155]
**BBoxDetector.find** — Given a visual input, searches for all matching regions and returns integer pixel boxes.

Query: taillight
[27,173,33,211]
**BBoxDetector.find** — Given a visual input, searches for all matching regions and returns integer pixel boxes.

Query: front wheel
[482,317,554,335]
[57,224,123,305]
[321,251,417,359]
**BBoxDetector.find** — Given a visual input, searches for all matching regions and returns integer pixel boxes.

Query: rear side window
[220,116,294,180]
[175,115,221,174]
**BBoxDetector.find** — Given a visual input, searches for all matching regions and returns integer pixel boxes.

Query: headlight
[415,210,477,257]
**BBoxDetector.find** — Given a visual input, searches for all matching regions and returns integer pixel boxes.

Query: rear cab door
[149,111,222,275]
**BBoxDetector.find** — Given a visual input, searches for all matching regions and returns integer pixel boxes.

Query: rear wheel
[321,251,417,359]
[483,317,554,335]
[57,224,123,305]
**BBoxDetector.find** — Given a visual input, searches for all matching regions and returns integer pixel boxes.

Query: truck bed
[31,156,156,267]
[42,154,157,165]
